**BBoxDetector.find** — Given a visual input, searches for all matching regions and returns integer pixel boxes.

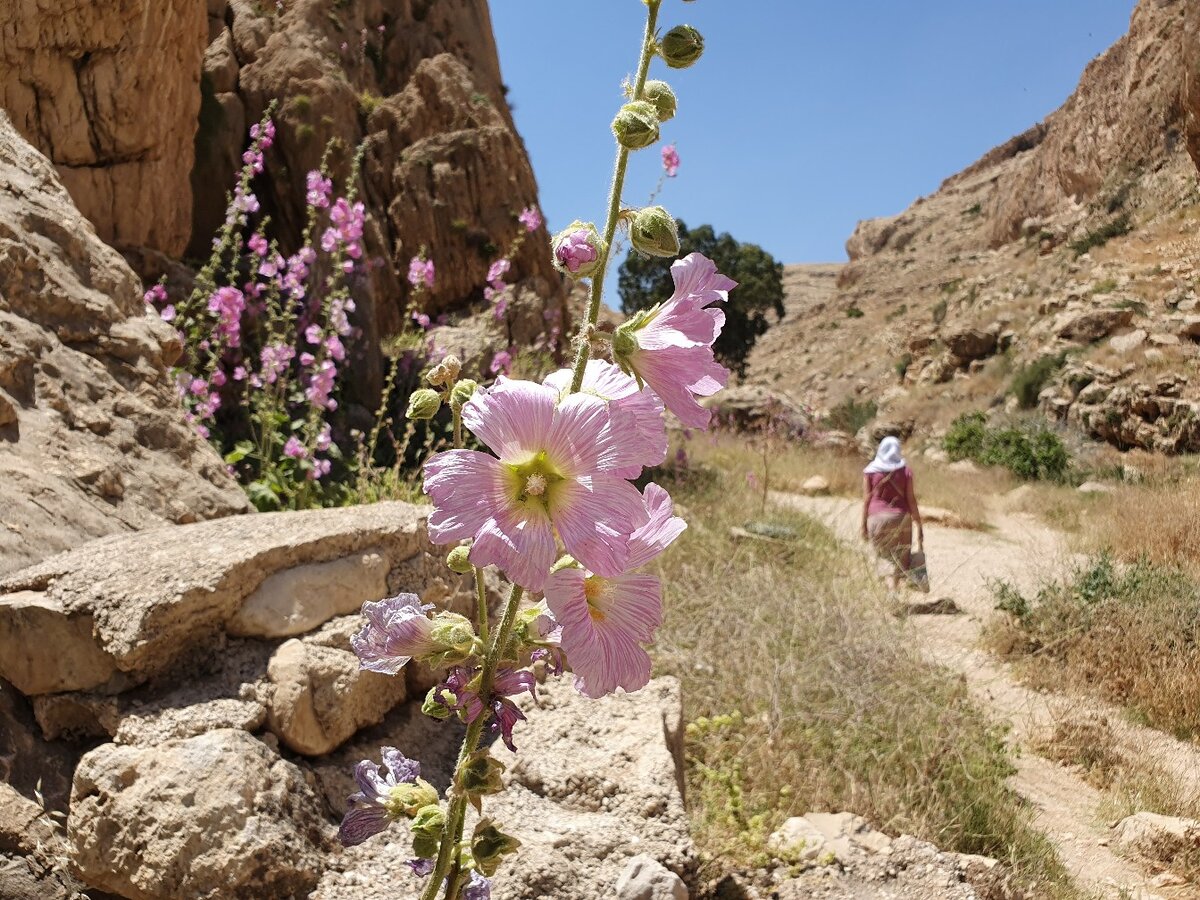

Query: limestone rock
[704,384,811,437]
[68,729,330,900]
[947,460,980,474]
[1077,481,1115,494]
[768,817,829,862]
[0,0,208,255]
[1056,308,1135,343]
[1110,329,1147,353]
[616,855,689,900]
[1113,811,1200,863]
[228,550,391,639]
[800,476,831,496]
[1185,0,1200,172]
[944,327,997,362]
[266,629,406,756]
[0,112,248,578]
[0,502,430,691]
[0,593,117,696]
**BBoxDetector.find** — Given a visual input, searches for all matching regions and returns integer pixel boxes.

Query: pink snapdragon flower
[408,256,435,289]
[518,206,543,233]
[613,253,736,429]
[543,360,667,480]
[661,143,680,178]
[544,483,685,698]
[422,378,649,591]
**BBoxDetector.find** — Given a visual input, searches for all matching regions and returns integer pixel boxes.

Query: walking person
[860,436,924,591]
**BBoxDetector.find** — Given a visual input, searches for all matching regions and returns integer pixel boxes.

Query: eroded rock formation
[0,112,247,578]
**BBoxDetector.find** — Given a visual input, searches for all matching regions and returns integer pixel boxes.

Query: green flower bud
[642,80,677,122]
[456,750,506,806]
[446,545,473,575]
[659,25,704,69]
[552,221,607,279]
[611,101,660,150]
[410,804,447,859]
[629,206,680,258]
[383,778,440,819]
[425,612,477,667]
[450,379,479,411]
[422,684,455,719]
[406,388,442,421]
[471,819,522,877]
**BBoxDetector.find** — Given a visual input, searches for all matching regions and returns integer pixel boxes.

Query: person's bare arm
[906,474,923,550]
[861,475,871,540]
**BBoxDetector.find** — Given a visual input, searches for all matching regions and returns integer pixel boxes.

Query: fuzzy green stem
[569,0,662,393]
[474,566,489,645]
[422,583,525,900]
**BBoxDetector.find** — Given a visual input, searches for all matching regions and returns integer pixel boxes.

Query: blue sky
[491,1,1136,265]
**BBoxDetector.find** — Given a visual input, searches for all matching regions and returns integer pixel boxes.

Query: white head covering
[864,436,906,475]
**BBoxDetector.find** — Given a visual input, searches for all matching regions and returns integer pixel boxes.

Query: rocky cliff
[0,113,248,578]
[749,0,1200,456]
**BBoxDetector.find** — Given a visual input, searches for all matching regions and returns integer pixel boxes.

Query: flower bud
[642,80,677,122]
[426,612,477,667]
[406,388,442,420]
[410,804,447,859]
[456,750,506,806]
[383,778,440,819]
[422,685,455,719]
[471,819,522,877]
[611,101,660,150]
[552,221,606,279]
[658,25,704,69]
[450,379,479,411]
[426,354,461,387]
[446,545,473,575]
[629,206,680,258]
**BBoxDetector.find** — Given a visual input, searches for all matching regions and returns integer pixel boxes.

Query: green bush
[1068,214,1132,257]
[894,352,913,380]
[932,298,948,325]
[825,398,877,435]
[845,306,864,319]
[943,412,1070,482]
[1009,353,1066,409]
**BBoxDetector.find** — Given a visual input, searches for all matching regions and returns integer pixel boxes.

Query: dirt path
[773,491,1200,900]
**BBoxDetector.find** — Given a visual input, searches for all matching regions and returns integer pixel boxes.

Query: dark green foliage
[845,306,864,319]
[1068,215,1132,257]
[943,412,1070,482]
[895,352,913,380]
[932,298,948,325]
[825,398,877,435]
[618,220,785,378]
[1010,352,1067,409]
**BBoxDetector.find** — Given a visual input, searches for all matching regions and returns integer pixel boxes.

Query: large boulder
[0,0,207,255]
[0,502,436,693]
[68,729,331,900]
[0,111,248,579]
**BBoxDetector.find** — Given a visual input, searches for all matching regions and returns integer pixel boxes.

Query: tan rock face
[68,729,331,900]
[0,112,248,578]
[1184,0,1200,170]
[0,0,208,255]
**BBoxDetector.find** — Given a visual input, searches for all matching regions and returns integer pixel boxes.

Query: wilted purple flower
[338,746,421,847]
[435,666,534,751]
[462,872,491,900]
[351,594,436,674]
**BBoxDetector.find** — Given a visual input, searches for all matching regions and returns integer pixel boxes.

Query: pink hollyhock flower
[309,458,332,480]
[248,233,269,257]
[543,360,667,480]
[613,253,736,429]
[305,324,322,345]
[486,258,510,286]
[143,284,168,307]
[433,665,535,751]
[488,348,512,376]
[325,334,346,362]
[299,352,316,367]
[661,143,680,178]
[407,256,435,289]
[351,594,436,674]
[250,119,275,149]
[284,436,307,459]
[422,378,649,591]
[338,746,422,847]
[305,171,332,209]
[518,206,543,233]
[544,483,685,698]
[316,424,333,452]
[210,369,227,388]
[554,229,598,274]
[492,296,509,320]
[411,311,431,330]
[233,366,247,382]
[160,304,176,322]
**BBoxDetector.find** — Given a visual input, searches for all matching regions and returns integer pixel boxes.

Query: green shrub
[845,306,864,319]
[932,298,948,325]
[894,352,913,380]
[825,398,877,435]
[1010,352,1067,409]
[1068,214,1132,256]
[943,412,1070,482]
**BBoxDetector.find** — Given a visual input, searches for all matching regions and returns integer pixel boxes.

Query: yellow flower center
[584,576,607,623]
[507,451,564,512]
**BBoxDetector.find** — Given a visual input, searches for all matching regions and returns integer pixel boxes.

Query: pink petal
[470,508,557,592]
[551,475,647,577]
[462,377,556,463]
[626,483,687,569]
[423,450,507,544]
[670,252,738,307]
[633,345,728,430]
[543,392,621,475]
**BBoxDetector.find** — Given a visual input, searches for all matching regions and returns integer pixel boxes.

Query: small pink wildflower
[407,256,435,289]
[661,143,680,178]
[489,348,512,376]
[284,436,307,459]
[160,304,176,322]
[248,233,269,257]
[305,324,322,345]
[233,366,247,382]
[518,206,543,233]
[143,284,168,307]
[305,171,332,209]
[325,335,346,362]
[411,311,431,330]
[486,258,511,286]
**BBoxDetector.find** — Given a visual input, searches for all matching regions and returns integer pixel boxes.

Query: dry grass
[649,438,1074,894]
[1083,479,1200,579]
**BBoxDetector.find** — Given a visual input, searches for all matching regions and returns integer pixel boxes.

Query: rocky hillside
[0,113,247,578]
[749,0,1200,456]
[1,0,566,379]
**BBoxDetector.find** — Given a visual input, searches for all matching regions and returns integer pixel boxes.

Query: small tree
[617,220,784,378]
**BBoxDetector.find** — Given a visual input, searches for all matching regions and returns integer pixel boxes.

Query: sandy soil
[774,490,1200,900]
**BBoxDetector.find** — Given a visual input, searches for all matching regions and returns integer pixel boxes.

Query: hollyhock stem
[422,584,525,900]
[474,567,489,645]
[569,0,662,393]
